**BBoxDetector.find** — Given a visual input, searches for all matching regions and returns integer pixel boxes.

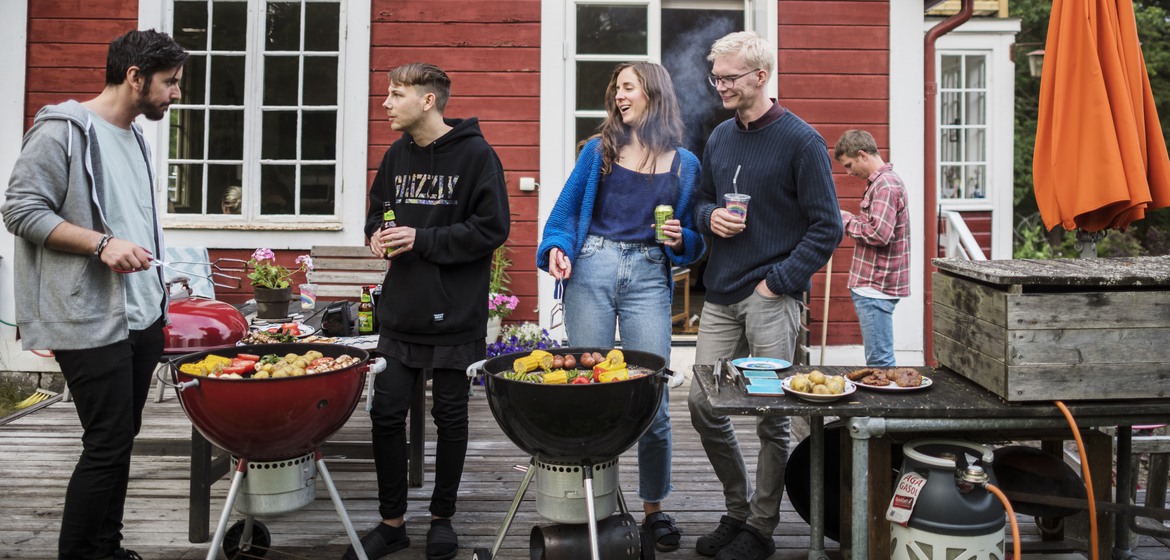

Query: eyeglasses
[707,69,761,88]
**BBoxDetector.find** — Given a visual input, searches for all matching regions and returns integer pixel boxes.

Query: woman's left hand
[658,219,684,250]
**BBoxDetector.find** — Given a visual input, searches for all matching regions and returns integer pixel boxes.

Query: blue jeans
[851,292,899,367]
[564,235,673,503]
[687,291,800,535]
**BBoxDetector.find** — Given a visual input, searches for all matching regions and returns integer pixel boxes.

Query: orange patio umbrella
[1033,0,1170,233]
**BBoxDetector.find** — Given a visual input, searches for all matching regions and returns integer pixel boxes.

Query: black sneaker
[696,515,744,556]
[111,549,143,560]
[714,526,776,560]
[342,523,410,560]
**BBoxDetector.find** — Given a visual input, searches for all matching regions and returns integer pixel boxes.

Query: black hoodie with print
[364,117,510,345]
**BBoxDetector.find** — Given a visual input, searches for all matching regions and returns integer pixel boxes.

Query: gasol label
[886,471,927,526]
[654,205,673,242]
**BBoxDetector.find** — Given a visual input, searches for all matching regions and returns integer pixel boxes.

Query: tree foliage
[1011,0,1170,255]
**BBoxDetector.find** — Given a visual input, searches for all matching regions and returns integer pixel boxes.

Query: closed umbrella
[1033,0,1170,233]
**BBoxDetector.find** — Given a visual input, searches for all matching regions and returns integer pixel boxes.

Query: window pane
[173,1,208,50]
[209,55,246,105]
[577,6,647,55]
[181,56,207,105]
[300,164,335,215]
[966,165,986,199]
[940,55,960,89]
[212,1,247,51]
[941,165,961,199]
[267,2,301,51]
[304,3,339,51]
[264,56,300,106]
[262,111,299,159]
[965,91,986,125]
[208,164,244,214]
[965,128,985,162]
[966,55,986,88]
[575,117,603,148]
[941,91,960,127]
[261,165,296,214]
[208,109,244,159]
[303,57,338,105]
[941,126,960,162]
[576,61,619,112]
[169,163,204,214]
[169,109,205,160]
[301,111,336,160]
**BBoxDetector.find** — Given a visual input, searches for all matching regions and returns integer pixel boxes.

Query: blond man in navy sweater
[687,31,841,560]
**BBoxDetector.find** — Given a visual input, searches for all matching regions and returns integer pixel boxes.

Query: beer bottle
[382,202,397,257]
[358,286,374,334]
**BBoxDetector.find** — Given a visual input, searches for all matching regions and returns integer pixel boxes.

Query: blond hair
[707,31,774,76]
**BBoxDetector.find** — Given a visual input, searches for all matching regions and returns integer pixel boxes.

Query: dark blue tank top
[589,151,680,243]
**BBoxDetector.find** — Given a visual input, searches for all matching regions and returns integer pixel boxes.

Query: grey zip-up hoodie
[2,100,167,351]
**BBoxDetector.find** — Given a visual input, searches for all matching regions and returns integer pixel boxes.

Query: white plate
[253,321,317,338]
[780,377,857,403]
[855,375,933,392]
[731,357,792,371]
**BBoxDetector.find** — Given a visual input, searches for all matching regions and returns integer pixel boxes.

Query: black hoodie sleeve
[411,141,510,264]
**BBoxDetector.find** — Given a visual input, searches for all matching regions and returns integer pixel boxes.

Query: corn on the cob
[542,369,569,384]
[513,351,555,373]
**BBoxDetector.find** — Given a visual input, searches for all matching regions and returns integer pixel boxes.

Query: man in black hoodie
[346,63,510,560]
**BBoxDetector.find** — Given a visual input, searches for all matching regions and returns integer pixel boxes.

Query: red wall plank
[372,23,540,48]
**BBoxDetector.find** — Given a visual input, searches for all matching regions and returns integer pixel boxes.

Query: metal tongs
[118,257,248,290]
[714,357,744,396]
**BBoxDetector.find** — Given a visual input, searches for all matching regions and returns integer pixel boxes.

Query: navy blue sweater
[694,111,842,304]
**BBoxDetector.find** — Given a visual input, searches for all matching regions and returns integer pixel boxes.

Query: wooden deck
[3,377,1169,560]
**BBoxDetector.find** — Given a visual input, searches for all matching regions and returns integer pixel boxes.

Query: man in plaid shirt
[833,129,910,366]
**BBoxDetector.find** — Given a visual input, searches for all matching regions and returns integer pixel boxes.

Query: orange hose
[985,483,1021,559]
[1055,400,1098,560]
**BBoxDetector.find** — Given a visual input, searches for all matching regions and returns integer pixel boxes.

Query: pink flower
[252,248,276,262]
[295,255,314,271]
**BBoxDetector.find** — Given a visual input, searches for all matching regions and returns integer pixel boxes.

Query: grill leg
[207,458,248,560]
[583,466,601,560]
[318,455,369,560]
[489,459,538,556]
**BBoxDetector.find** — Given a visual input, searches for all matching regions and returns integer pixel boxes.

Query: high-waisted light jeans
[563,235,673,503]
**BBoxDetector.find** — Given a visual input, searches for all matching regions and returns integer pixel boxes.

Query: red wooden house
[0,0,1019,371]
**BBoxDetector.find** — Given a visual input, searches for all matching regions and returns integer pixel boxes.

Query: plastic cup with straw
[724,164,750,224]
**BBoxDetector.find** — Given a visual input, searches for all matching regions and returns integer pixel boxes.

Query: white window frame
[930,17,1019,260]
[538,0,777,336]
[139,0,371,250]
[937,51,990,203]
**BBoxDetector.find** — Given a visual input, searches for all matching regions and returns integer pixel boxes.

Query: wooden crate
[932,257,1170,402]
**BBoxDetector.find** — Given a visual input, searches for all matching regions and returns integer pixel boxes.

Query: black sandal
[426,518,459,560]
[643,511,682,552]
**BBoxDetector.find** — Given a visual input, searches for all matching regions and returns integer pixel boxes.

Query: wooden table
[693,363,1170,560]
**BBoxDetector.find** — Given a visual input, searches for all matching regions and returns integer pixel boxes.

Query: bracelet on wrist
[94,234,113,258]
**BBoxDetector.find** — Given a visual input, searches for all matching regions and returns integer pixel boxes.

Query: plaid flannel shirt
[843,163,910,297]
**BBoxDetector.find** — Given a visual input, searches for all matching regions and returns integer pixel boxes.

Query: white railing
[940,210,987,260]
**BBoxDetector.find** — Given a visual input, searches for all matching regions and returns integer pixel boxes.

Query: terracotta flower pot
[253,286,292,320]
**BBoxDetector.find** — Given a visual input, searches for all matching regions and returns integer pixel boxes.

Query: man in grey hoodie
[2,29,186,560]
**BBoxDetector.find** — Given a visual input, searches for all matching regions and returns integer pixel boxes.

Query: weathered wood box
[932,256,1170,402]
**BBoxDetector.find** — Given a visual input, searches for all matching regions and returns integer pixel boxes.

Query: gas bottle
[889,439,1005,560]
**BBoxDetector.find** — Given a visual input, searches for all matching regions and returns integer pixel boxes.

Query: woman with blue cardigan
[537,61,705,552]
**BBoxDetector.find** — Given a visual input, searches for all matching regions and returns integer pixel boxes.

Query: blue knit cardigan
[537,138,706,271]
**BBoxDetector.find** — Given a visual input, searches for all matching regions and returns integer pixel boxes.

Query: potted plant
[247,248,313,319]
[486,245,516,343]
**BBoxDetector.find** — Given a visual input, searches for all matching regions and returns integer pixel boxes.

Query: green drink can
[654,204,673,243]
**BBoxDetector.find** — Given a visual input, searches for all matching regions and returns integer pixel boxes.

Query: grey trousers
[688,291,801,535]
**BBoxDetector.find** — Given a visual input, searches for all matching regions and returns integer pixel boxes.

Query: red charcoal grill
[471,347,666,560]
[163,342,386,560]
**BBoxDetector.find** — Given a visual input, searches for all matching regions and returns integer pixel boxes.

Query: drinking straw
[732,165,741,193]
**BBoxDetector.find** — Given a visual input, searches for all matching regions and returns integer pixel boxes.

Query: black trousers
[53,318,164,560]
[369,357,470,520]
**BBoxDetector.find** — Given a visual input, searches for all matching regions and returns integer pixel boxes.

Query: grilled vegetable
[542,370,569,385]
[597,368,629,383]
[513,351,555,374]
